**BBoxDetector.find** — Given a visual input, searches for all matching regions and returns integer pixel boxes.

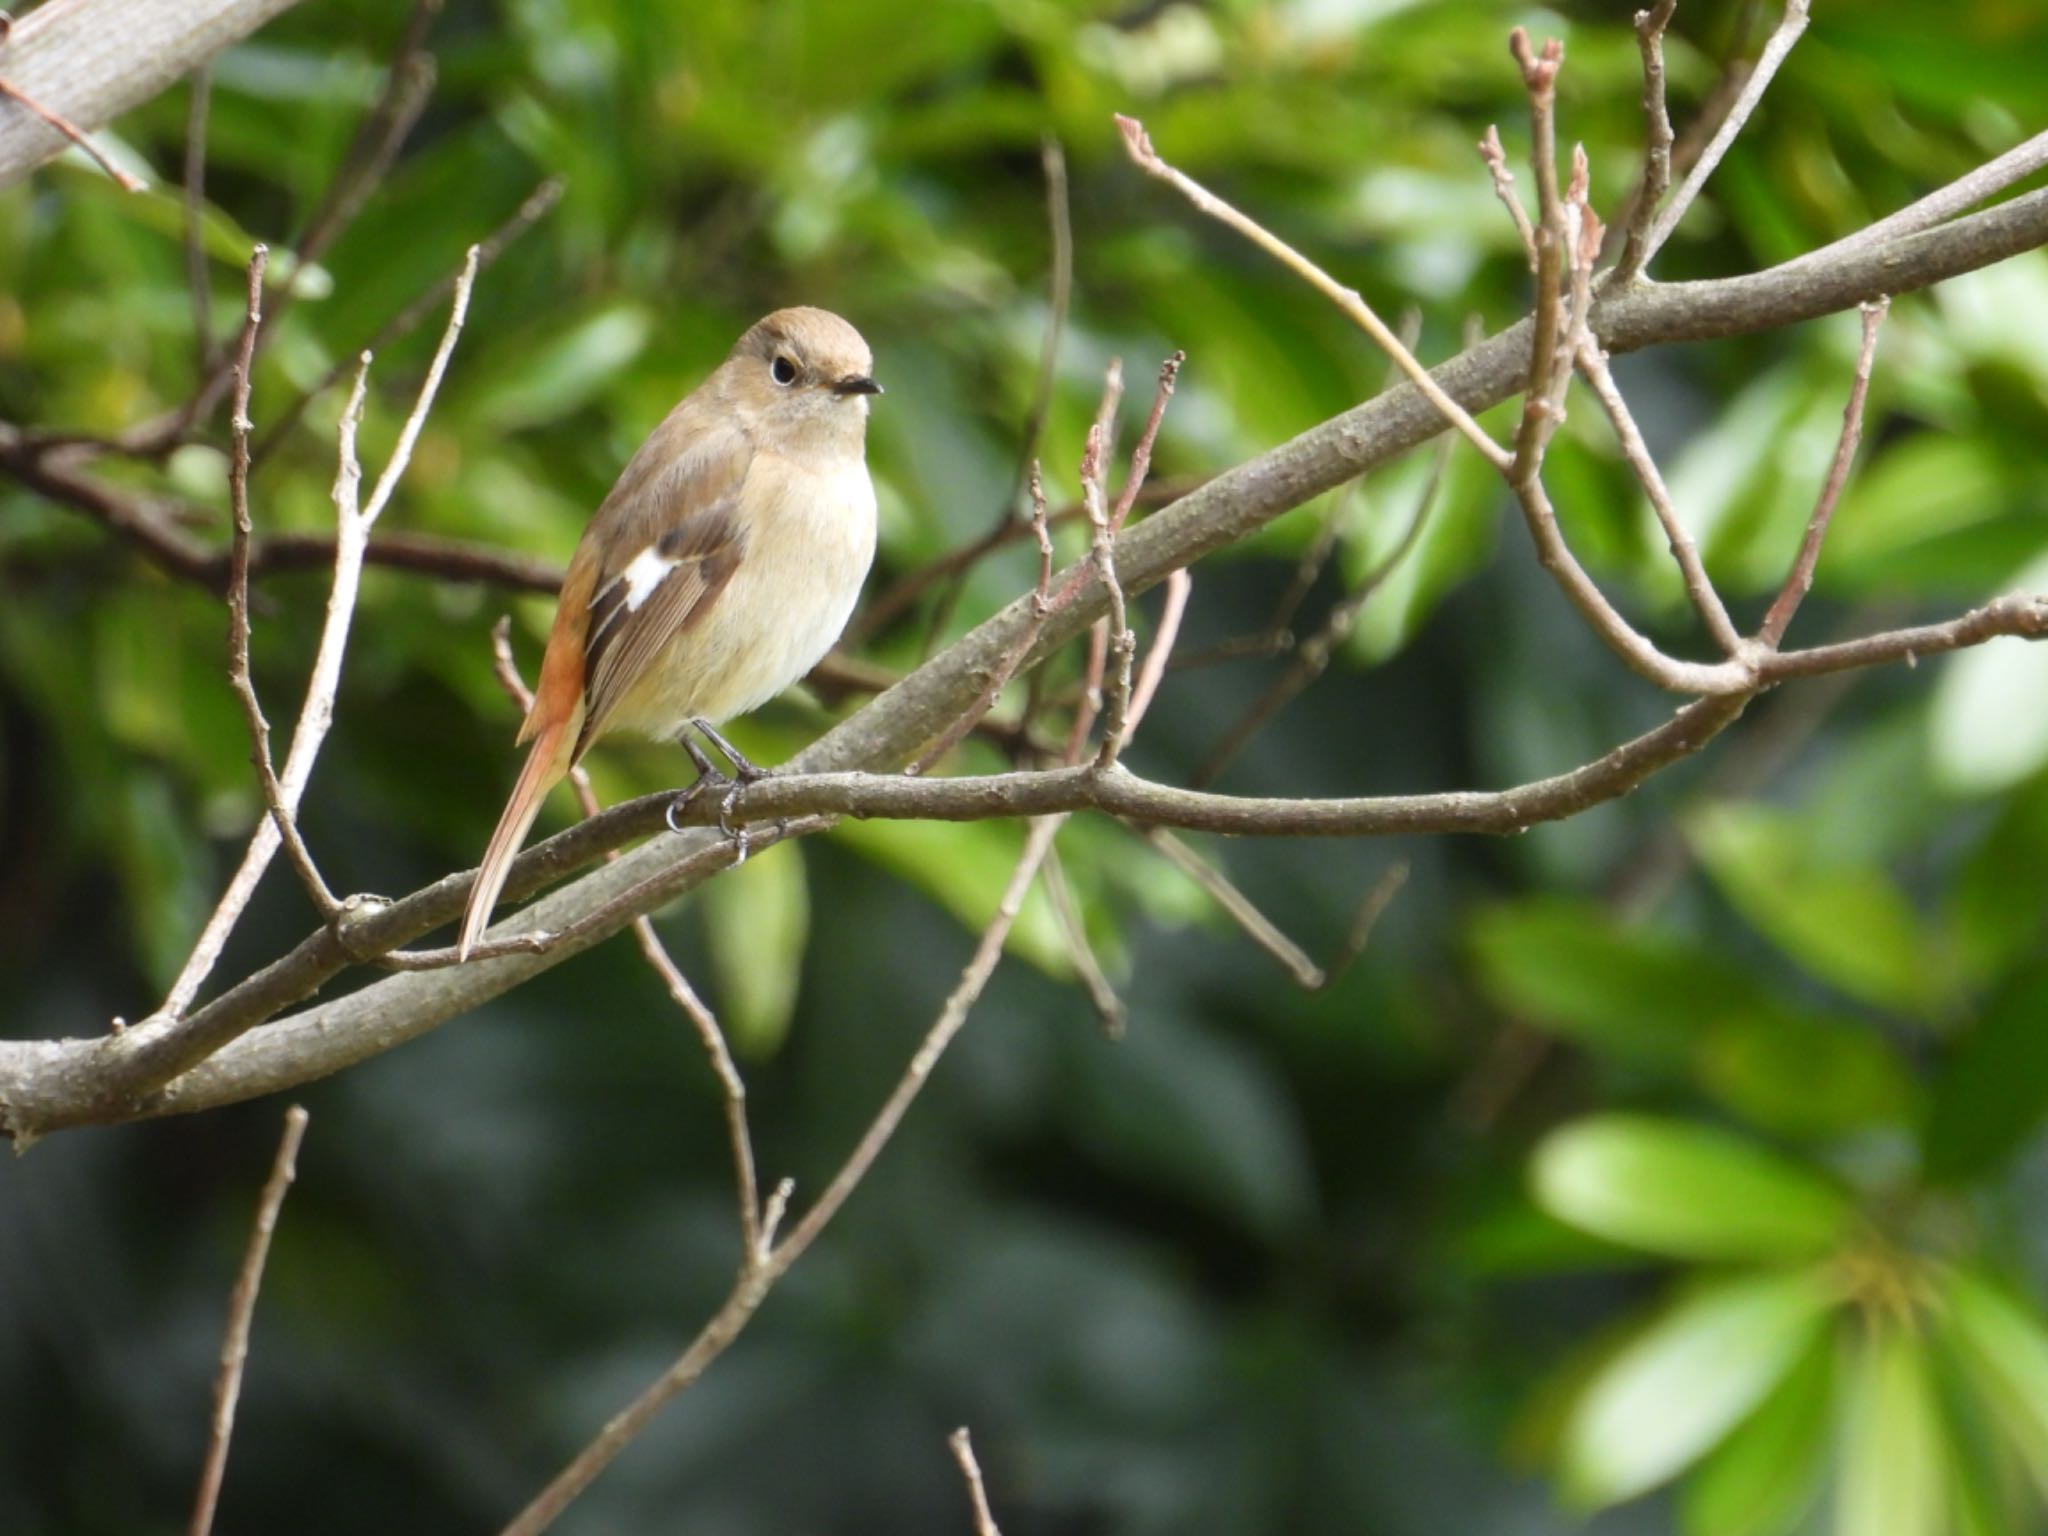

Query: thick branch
[4,194,2048,1141]
[0,0,306,188]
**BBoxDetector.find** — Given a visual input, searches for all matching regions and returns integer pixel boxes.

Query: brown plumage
[459,307,880,959]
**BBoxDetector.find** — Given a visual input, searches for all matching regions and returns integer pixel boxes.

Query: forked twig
[223,248,341,920]
[499,814,1066,1536]
[1117,114,1511,473]
[1612,0,1679,280]
[157,248,480,1021]
[1640,0,1811,263]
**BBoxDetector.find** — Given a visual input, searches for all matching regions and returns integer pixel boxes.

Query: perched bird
[458,306,881,959]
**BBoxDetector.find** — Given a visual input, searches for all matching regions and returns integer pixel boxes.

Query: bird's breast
[608,450,878,737]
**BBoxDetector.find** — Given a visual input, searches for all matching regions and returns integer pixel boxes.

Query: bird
[458,306,881,960]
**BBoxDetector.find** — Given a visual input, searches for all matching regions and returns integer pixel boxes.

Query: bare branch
[1612,0,1679,281]
[0,0,301,190]
[498,817,1064,1536]
[1117,113,1512,472]
[0,16,145,190]
[1758,298,1889,646]
[9,182,2048,1142]
[1083,423,1136,768]
[1575,339,1742,654]
[1786,126,2048,273]
[1642,0,1811,264]
[949,1427,1005,1536]
[1479,124,1538,271]
[156,248,477,1020]
[222,247,342,920]
[1142,831,1405,991]
[1043,845,1124,1036]
[189,1104,308,1536]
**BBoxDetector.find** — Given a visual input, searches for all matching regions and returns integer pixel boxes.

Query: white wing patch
[619,544,675,610]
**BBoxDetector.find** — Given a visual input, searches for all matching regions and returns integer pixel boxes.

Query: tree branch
[0,0,306,189]
[4,178,2048,1143]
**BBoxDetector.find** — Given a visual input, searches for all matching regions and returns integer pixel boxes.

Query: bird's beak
[832,374,883,397]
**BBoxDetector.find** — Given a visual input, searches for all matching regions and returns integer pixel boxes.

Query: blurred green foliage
[3,1,2048,1532]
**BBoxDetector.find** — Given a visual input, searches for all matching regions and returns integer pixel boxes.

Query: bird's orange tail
[459,718,572,960]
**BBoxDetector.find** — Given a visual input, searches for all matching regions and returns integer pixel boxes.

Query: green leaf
[831,816,1066,974]
[1561,1268,1836,1508]
[1941,1268,2048,1486]
[1469,897,1762,1064]
[1682,1324,1834,1536]
[468,305,653,430]
[1836,1325,1947,1536]
[1533,1116,1855,1262]
[1922,962,2048,1184]
[1695,1011,1915,1140]
[1689,802,1938,1016]
[699,838,810,1056]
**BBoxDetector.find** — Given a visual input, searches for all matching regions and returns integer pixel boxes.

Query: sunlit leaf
[469,305,653,430]
[1562,1268,1835,1508]
[1533,1116,1855,1262]
[1681,1324,1834,1536]
[1941,1268,2048,1487]
[1836,1324,1946,1536]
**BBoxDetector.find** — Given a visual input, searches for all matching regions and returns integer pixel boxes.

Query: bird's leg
[667,720,770,868]
[665,731,731,833]
[690,717,771,784]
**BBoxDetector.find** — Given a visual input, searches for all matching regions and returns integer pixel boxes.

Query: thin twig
[499,815,1065,1536]
[222,247,341,919]
[0,63,143,191]
[949,1427,1005,1536]
[1757,297,1888,646]
[1142,831,1407,991]
[252,178,564,465]
[189,1104,308,1536]
[1195,432,1451,788]
[1574,340,1742,654]
[1785,126,2048,273]
[1117,114,1512,472]
[1125,567,1189,741]
[1479,124,1538,271]
[1083,423,1135,768]
[1042,844,1124,1036]
[157,249,479,1020]
[1613,0,1679,281]
[1641,0,1811,263]
[488,620,764,1260]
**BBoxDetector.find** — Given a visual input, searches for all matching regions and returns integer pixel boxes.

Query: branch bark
[0,0,306,188]
[4,189,2048,1143]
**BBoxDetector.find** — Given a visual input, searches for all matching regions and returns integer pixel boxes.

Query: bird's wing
[571,415,753,758]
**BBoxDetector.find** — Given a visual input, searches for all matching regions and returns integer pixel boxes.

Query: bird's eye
[770,355,798,386]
